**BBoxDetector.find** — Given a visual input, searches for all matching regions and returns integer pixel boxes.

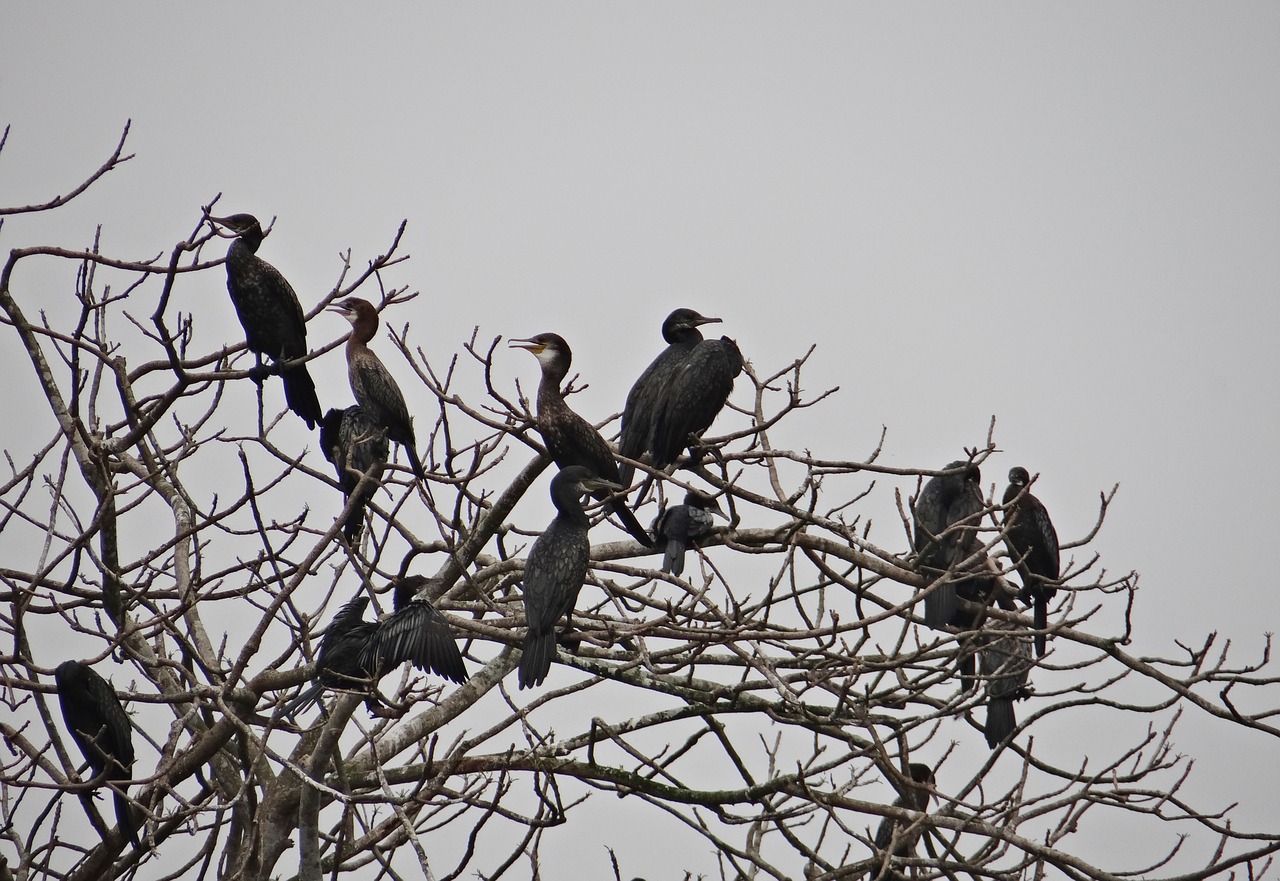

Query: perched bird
[980,617,1034,748]
[913,462,991,632]
[871,762,934,881]
[54,660,140,847]
[328,297,425,482]
[208,213,323,429]
[1002,466,1061,657]
[651,490,724,576]
[509,333,653,547]
[617,308,723,489]
[518,465,620,689]
[288,579,466,716]
[320,405,389,543]
[648,335,744,476]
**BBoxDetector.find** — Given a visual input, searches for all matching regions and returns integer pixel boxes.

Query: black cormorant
[651,490,724,576]
[54,660,140,847]
[289,580,466,716]
[913,462,990,631]
[510,333,653,547]
[648,335,744,476]
[871,762,934,881]
[328,297,425,482]
[208,213,323,429]
[980,617,1034,748]
[617,308,723,488]
[320,405,389,543]
[1002,466,1060,657]
[518,465,620,689]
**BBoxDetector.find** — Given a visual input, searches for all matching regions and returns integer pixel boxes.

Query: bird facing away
[651,490,724,576]
[288,581,466,716]
[208,213,323,429]
[1002,466,1061,657]
[54,660,140,847]
[328,297,426,482]
[518,465,621,689]
[617,308,723,489]
[509,332,653,547]
[648,335,744,475]
[913,462,992,631]
[980,617,1034,748]
[871,762,934,881]
[320,405,389,543]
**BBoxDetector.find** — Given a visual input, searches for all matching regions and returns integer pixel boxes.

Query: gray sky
[4,3,1278,876]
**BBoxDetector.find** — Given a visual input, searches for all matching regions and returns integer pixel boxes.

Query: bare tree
[2,125,1277,881]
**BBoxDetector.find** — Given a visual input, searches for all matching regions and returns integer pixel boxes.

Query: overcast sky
[4,3,1278,876]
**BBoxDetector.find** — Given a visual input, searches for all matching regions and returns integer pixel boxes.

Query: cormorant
[871,762,934,881]
[320,405,389,543]
[617,308,723,488]
[54,660,140,847]
[518,465,620,689]
[288,579,466,716]
[651,490,724,576]
[1002,466,1060,657]
[328,297,426,482]
[510,333,653,547]
[913,462,990,631]
[208,213,323,429]
[648,335,744,476]
[980,617,1034,748]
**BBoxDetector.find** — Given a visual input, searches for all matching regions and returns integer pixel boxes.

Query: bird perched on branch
[617,308,724,489]
[871,762,934,881]
[648,335,743,477]
[1002,466,1060,657]
[54,660,140,847]
[328,297,425,483]
[208,213,323,429]
[288,577,466,717]
[320,405,389,543]
[980,617,1034,748]
[651,490,724,576]
[518,465,620,689]
[913,462,991,631]
[509,333,653,547]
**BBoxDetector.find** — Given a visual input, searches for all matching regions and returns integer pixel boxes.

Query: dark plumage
[518,465,620,689]
[980,618,1034,748]
[617,309,723,488]
[289,581,466,716]
[1002,466,1061,657]
[54,660,140,847]
[510,333,653,547]
[871,763,934,881]
[649,335,744,474]
[209,213,322,429]
[913,462,991,632]
[651,490,724,576]
[320,405,389,542]
[328,297,425,482]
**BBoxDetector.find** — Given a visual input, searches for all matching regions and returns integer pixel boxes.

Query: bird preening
[209,212,324,430]
[54,660,140,848]
[651,490,725,576]
[320,405,389,543]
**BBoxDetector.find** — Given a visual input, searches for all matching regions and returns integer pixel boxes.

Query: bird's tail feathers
[606,496,655,548]
[282,364,323,430]
[518,628,558,690]
[663,539,686,576]
[985,698,1017,748]
[1034,597,1048,657]
[114,789,141,848]
[923,582,957,630]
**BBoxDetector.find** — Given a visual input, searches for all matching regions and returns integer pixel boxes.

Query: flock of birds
[50,214,1064,860]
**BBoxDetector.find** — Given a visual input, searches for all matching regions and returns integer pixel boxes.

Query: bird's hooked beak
[327,302,354,318]
[693,315,723,327]
[205,214,241,238]
[508,338,545,355]
[579,476,624,496]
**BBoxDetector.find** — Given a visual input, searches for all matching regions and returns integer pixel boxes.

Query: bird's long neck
[348,311,379,347]
[664,327,704,347]
[535,356,570,415]
[551,489,590,527]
